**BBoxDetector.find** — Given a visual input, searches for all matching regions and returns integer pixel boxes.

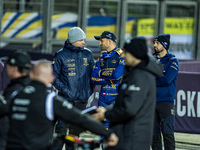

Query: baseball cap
[6,51,32,69]
[94,31,117,42]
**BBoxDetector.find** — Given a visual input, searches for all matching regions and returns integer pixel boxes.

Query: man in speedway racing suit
[91,31,125,129]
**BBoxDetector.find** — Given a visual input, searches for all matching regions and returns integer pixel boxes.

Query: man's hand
[92,107,106,121]
[104,133,118,147]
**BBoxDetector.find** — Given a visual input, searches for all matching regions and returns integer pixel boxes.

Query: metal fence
[0,0,200,59]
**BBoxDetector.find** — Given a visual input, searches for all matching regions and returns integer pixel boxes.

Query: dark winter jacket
[6,80,112,150]
[52,40,94,102]
[153,51,179,104]
[3,76,30,100]
[0,76,30,150]
[105,54,163,150]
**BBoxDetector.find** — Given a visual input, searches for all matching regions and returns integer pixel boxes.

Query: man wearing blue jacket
[52,27,94,150]
[152,34,179,150]
[91,31,125,129]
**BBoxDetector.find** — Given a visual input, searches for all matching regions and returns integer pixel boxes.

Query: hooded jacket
[105,54,163,150]
[0,76,30,149]
[153,51,179,104]
[52,40,94,102]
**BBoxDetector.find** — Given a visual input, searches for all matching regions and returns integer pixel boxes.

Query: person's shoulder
[169,53,179,63]
[126,68,146,84]
[83,47,94,57]
[53,49,63,58]
[115,48,123,55]
[83,47,92,53]
[55,48,66,54]
[54,48,70,59]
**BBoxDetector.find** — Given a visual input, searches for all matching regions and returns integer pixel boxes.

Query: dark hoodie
[153,51,179,104]
[105,54,163,150]
[52,40,94,102]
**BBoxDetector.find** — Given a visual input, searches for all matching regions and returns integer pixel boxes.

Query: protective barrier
[1,0,200,59]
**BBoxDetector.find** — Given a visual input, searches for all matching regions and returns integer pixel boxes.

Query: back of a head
[123,37,148,60]
[32,60,54,86]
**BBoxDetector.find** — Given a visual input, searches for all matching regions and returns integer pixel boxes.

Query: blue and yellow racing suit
[91,47,125,128]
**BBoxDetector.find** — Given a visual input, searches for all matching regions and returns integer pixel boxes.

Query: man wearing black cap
[152,34,179,150]
[0,50,32,150]
[91,31,125,129]
[92,37,163,150]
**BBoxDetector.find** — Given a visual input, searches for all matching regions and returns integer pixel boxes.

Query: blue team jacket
[154,51,179,104]
[91,48,125,104]
[52,40,94,102]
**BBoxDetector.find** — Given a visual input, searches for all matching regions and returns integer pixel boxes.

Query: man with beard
[91,31,125,129]
[152,34,179,150]
[92,37,163,150]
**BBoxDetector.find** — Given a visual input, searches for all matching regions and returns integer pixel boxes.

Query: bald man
[6,60,118,150]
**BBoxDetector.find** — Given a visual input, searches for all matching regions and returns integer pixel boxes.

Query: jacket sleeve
[99,57,125,80]
[156,58,179,87]
[105,73,148,123]
[0,95,7,117]
[53,96,112,139]
[52,52,70,97]
[91,57,112,85]
[88,51,95,90]
[89,51,95,73]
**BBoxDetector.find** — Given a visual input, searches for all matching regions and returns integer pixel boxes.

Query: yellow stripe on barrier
[125,20,135,34]
[86,25,116,38]
[52,13,65,21]
[16,19,43,38]
[56,19,134,39]
[3,12,32,37]
[56,27,70,39]
[2,12,14,28]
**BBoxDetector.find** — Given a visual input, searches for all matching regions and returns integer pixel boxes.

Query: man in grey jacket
[92,37,163,150]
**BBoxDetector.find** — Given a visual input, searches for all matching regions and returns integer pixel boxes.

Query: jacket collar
[63,40,84,52]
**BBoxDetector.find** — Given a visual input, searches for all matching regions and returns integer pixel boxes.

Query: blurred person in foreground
[92,37,163,150]
[52,27,94,150]
[0,51,32,150]
[6,60,118,150]
[152,34,179,150]
[91,31,125,129]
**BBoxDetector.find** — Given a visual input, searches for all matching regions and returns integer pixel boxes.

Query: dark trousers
[152,102,175,150]
[52,101,87,150]
[0,117,9,150]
